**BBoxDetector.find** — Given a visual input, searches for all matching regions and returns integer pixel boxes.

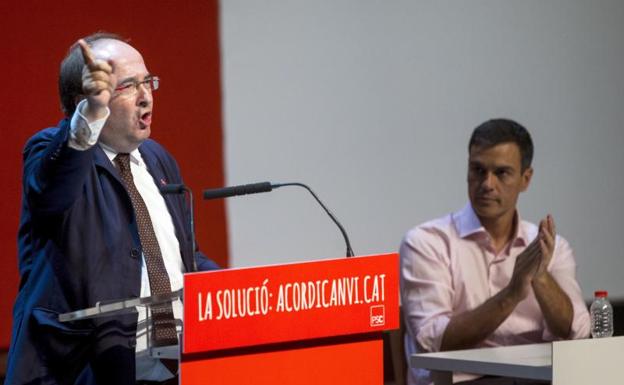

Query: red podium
[180,253,399,385]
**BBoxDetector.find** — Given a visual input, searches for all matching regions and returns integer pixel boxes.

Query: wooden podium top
[183,253,399,354]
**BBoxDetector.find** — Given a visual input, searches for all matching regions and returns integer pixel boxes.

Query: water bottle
[590,290,613,338]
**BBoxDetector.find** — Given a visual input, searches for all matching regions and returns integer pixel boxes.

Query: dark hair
[58,32,126,117]
[468,118,534,171]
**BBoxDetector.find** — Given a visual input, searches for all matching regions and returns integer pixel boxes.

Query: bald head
[90,38,143,64]
[58,33,133,117]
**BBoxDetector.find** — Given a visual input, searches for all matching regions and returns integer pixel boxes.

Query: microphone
[202,182,273,200]
[160,184,187,194]
[160,184,198,271]
[202,181,354,257]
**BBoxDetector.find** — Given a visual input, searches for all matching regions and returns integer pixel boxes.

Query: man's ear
[521,167,533,192]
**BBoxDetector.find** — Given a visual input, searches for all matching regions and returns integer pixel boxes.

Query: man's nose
[136,83,152,107]
[481,172,495,190]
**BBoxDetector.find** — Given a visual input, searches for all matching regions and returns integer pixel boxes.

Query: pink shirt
[400,204,590,385]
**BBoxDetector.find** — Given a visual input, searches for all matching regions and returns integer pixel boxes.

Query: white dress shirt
[400,204,590,385]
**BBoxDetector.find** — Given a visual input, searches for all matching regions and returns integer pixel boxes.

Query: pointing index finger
[78,39,96,66]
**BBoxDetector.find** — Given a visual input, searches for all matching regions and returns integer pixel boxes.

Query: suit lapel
[93,145,123,184]
[139,145,193,272]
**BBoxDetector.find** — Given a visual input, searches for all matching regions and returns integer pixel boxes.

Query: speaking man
[6,33,219,385]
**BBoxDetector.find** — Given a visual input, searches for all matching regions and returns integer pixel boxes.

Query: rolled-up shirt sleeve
[400,226,454,352]
[542,236,590,340]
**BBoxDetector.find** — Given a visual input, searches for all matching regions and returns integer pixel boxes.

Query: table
[410,336,624,385]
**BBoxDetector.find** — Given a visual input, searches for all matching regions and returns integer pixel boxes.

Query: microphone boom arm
[202,181,355,258]
[272,182,354,258]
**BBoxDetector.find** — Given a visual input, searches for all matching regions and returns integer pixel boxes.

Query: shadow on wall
[613,300,624,336]
[0,348,6,382]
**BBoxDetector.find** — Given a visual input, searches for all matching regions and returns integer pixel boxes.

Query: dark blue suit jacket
[6,119,219,385]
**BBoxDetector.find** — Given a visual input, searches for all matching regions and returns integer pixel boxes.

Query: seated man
[399,119,590,385]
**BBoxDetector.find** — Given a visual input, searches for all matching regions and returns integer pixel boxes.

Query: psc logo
[369,305,385,327]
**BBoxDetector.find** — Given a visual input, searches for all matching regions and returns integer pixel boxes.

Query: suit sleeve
[23,122,96,217]
[195,250,220,271]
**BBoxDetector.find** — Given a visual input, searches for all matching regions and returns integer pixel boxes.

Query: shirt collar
[453,203,485,238]
[453,203,529,248]
[99,143,145,168]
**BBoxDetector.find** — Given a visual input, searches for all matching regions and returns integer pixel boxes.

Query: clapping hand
[535,215,556,278]
[508,215,556,301]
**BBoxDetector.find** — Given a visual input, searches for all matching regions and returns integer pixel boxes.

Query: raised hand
[507,238,541,301]
[78,39,115,118]
[535,214,556,278]
[507,214,557,302]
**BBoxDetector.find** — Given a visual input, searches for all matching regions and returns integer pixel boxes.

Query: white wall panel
[221,0,624,299]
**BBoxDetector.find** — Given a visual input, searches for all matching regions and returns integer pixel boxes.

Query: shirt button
[130,248,140,258]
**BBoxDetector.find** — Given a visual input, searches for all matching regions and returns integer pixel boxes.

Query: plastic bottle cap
[594,290,608,297]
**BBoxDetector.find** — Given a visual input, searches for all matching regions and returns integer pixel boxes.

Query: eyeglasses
[114,76,160,96]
